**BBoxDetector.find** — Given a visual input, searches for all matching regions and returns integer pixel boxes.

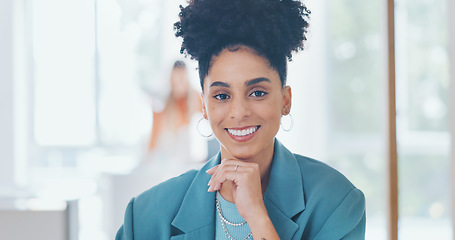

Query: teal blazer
[116,140,366,239]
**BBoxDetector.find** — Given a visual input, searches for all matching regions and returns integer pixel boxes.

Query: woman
[147,60,201,164]
[116,0,365,239]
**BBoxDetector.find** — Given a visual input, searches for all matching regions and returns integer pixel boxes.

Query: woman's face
[202,46,291,160]
[171,67,189,99]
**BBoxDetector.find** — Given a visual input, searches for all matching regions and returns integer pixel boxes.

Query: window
[395,0,451,238]
[32,0,96,147]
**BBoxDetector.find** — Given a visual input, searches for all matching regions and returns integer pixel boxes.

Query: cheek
[256,98,282,119]
[264,109,282,128]
[206,106,229,137]
[205,101,225,122]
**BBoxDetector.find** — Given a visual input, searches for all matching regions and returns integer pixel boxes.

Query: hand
[206,159,267,222]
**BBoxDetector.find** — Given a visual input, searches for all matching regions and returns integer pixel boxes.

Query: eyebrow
[245,77,271,86]
[209,81,230,88]
[209,77,271,88]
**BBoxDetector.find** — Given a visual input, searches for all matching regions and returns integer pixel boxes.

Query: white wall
[0,0,15,189]
[449,0,455,238]
[0,0,29,194]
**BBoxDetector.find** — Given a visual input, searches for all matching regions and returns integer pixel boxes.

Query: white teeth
[227,126,258,137]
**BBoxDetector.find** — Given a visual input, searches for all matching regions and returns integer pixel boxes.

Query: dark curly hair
[174,0,310,90]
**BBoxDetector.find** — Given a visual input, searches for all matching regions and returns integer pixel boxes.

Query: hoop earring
[280,113,294,132]
[197,118,213,138]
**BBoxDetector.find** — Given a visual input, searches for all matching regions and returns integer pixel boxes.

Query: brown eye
[250,91,267,97]
[214,93,230,100]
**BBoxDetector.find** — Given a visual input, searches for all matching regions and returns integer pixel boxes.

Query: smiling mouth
[226,126,260,137]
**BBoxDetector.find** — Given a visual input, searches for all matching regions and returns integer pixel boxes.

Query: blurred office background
[0,0,453,239]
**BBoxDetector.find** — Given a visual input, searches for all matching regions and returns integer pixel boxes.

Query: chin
[222,144,258,161]
[230,152,256,161]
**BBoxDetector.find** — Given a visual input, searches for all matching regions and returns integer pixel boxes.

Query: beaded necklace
[215,193,253,240]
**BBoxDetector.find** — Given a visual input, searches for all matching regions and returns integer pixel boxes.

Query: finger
[220,157,243,163]
[212,170,245,191]
[206,158,239,176]
[212,164,250,190]
[208,178,228,192]
[206,165,219,175]
[208,166,238,192]
[208,160,250,191]
[207,165,221,187]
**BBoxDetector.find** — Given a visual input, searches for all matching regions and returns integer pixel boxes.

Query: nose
[229,97,251,120]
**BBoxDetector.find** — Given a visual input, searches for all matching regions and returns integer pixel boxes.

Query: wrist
[244,205,271,227]
[248,214,280,240]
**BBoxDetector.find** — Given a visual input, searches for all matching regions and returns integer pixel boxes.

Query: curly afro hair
[174,0,310,89]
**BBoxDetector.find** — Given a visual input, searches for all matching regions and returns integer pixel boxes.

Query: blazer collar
[171,139,305,239]
[264,140,306,217]
[263,140,306,239]
[171,152,220,238]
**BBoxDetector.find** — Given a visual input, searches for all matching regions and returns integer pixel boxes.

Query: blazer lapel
[171,140,305,240]
[170,153,221,239]
[263,140,306,240]
[169,226,214,240]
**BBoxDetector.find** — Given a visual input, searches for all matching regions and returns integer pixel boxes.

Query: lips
[225,125,260,142]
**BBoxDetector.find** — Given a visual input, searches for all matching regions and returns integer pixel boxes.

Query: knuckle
[247,163,259,172]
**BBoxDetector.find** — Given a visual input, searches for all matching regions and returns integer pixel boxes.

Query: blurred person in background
[145,60,201,165]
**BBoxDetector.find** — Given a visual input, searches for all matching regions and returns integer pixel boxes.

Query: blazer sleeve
[313,188,366,240]
[115,198,135,240]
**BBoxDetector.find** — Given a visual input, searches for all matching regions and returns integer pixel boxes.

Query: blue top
[215,192,251,240]
[116,139,366,240]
